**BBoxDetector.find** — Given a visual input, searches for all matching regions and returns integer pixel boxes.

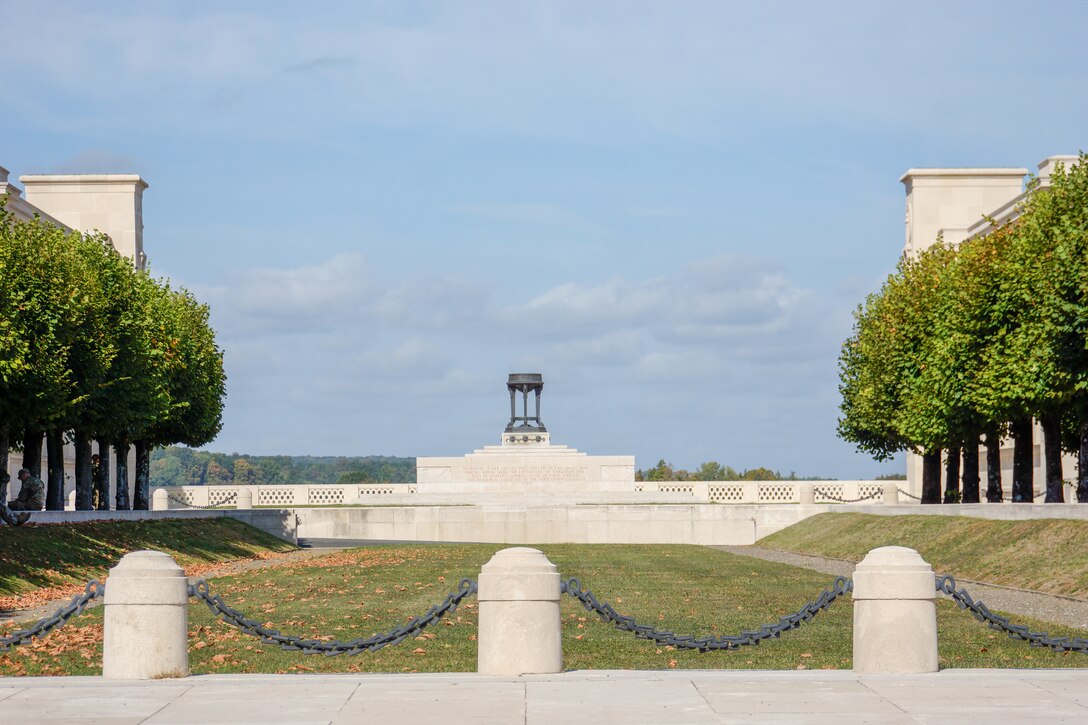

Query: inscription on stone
[463,465,589,482]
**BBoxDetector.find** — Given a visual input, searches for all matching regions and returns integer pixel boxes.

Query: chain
[0,580,104,652]
[812,488,883,504]
[167,491,237,509]
[936,574,1088,653]
[561,576,852,651]
[897,488,922,501]
[190,577,477,655]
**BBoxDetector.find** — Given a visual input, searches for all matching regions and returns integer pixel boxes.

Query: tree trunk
[46,428,66,511]
[21,429,43,478]
[133,440,151,510]
[95,438,111,511]
[986,431,1003,502]
[961,437,981,503]
[922,448,942,504]
[1011,416,1034,502]
[1079,422,1088,503]
[943,446,961,503]
[0,426,9,508]
[1040,413,1064,503]
[114,441,130,510]
[74,430,93,510]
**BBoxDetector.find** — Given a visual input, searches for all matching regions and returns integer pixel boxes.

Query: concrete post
[799,484,816,505]
[882,482,899,505]
[852,546,938,673]
[151,488,169,511]
[103,550,190,679]
[236,488,253,509]
[477,547,562,675]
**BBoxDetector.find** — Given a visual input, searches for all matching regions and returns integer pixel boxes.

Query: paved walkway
[3,669,1088,723]
[715,545,1088,629]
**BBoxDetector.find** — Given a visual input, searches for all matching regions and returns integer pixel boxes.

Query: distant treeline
[150,446,416,486]
[635,460,837,482]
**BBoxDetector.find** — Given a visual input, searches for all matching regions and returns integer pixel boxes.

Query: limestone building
[1,162,149,504]
[900,154,1080,497]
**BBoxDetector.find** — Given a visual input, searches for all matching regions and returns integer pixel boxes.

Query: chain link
[812,488,883,504]
[897,488,922,501]
[167,492,237,510]
[190,577,477,655]
[936,574,1088,653]
[0,580,104,652]
[561,576,852,651]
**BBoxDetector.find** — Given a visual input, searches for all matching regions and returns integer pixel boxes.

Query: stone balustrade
[150,479,904,509]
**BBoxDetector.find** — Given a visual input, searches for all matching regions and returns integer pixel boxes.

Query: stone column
[882,482,899,505]
[151,488,169,511]
[852,546,938,673]
[236,488,253,509]
[477,547,562,675]
[103,550,190,679]
[799,484,816,505]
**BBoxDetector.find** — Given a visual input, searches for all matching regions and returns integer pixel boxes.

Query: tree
[0,203,105,509]
[132,284,226,507]
[233,458,258,485]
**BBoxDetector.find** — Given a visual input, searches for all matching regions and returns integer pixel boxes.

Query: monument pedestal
[416,373,635,493]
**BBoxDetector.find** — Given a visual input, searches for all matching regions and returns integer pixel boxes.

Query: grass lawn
[759,513,1088,597]
[3,543,1085,676]
[0,518,296,600]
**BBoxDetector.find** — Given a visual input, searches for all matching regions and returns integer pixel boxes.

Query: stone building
[900,155,1080,497]
[1,162,150,505]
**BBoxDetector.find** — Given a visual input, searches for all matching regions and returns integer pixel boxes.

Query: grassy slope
[4,543,1084,676]
[759,513,1088,597]
[0,518,296,597]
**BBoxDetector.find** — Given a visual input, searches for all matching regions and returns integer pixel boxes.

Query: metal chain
[167,491,237,509]
[812,488,883,504]
[936,574,1088,653]
[190,577,477,656]
[897,488,922,501]
[560,576,852,651]
[0,580,104,652]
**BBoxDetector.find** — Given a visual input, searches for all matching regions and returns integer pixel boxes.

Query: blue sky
[4,1,1087,476]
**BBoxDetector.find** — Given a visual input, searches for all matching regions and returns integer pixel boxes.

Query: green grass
[0,518,296,597]
[759,513,1088,597]
[3,543,1085,676]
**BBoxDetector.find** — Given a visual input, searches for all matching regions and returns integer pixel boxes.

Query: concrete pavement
[2,669,1088,724]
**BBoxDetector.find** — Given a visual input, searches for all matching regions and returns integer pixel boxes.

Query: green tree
[233,458,258,485]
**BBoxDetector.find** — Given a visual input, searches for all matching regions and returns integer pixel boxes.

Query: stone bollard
[882,482,899,505]
[236,488,253,509]
[477,547,562,675]
[799,485,815,505]
[852,546,938,673]
[103,550,190,679]
[151,488,170,511]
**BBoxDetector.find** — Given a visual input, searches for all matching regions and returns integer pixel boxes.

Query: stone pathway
[715,545,1088,630]
[4,669,1088,723]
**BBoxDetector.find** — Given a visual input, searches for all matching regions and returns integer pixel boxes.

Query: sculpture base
[416,431,634,488]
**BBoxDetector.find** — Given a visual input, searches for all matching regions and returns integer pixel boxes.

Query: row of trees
[635,459,832,482]
[150,446,415,486]
[838,154,1088,504]
[0,201,226,510]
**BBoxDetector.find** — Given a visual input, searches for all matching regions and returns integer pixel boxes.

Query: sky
[4,1,1088,477]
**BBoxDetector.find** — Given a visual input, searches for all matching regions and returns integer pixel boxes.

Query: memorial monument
[416,374,635,491]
